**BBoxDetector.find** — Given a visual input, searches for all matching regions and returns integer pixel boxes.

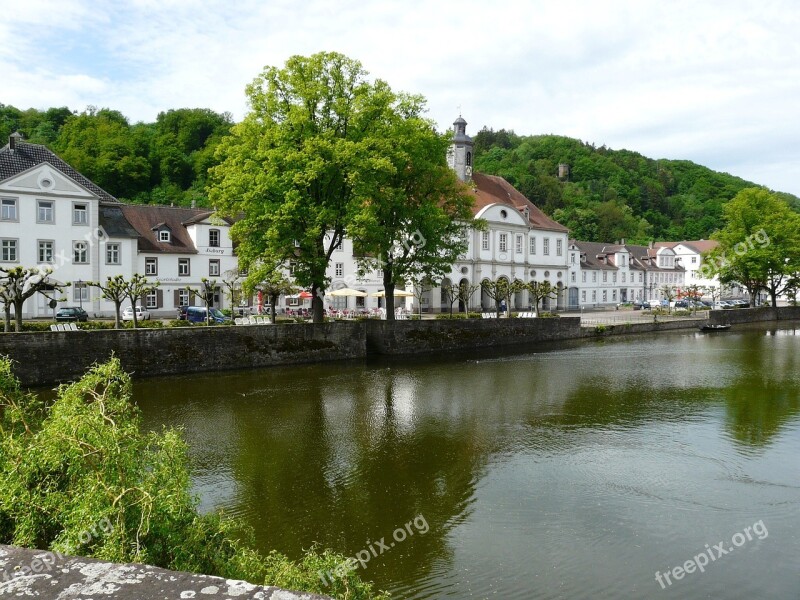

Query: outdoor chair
[50,324,59,331]
[69,323,79,331]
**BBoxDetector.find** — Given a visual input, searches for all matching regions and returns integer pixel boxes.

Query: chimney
[9,131,22,152]
[649,240,654,249]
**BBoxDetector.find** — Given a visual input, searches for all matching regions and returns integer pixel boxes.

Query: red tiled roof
[468,172,569,233]
[120,205,216,254]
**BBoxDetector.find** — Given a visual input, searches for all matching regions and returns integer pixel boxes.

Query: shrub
[538,312,560,318]
[594,324,608,333]
[166,319,193,327]
[0,357,386,599]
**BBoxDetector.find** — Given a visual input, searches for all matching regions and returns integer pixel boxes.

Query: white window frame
[178,289,190,307]
[178,258,190,276]
[1,238,18,262]
[481,232,490,251]
[1,198,17,221]
[209,229,220,248]
[543,238,550,255]
[499,233,507,253]
[38,240,54,263]
[529,236,536,255]
[515,234,523,254]
[209,259,220,277]
[73,241,88,264]
[37,200,54,223]
[582,271,587,283]
[145,257,158,276]
[106,243,120,265]
[145,290,158,309]
[335,262,344,277]
[73,282,89,303]
[72,203,89,225]
[581,290,586,302]
[556,239,563,256]
[159,230,171,243]
[592,272,597,283]
[603,271,607,283]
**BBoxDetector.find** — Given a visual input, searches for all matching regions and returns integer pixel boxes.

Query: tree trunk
[13,300,23,332]
[311,283,325,324]
[3,305,11,332]
[383,270,395,322]
[770,287,777,308]
[269,294,278,324]
[114,301,121,329]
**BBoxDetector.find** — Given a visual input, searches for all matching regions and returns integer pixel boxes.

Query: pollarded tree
[480,280,506,318]
[0,266,67,332]
[660,285,677,313]
[708,187,800,307]
[348,98,476,320]
[441,283,460,316]
[244,264,297,324]
[210,52,411,323]
[526,280,558,317]
[457,282,480,315]
[88,275,128,329]
[121,274,158,329]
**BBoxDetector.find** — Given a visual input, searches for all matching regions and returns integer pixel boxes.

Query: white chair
[234,318,243,325]
[256,316,266,324]
[59,324,70,331]
[69,323,79,331]
[50,324,59,331]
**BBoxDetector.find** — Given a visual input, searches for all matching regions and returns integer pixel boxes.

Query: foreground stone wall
[0,323,365,386]
[709,305,800,324]
[0,545,330,599]
[365,317,582,355]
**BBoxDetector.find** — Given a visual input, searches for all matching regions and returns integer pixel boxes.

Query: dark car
[56,307,88,322]
[674,299,689,308]
[183,306,230,324]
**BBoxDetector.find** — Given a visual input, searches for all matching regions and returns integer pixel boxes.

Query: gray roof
[99,204,140,238]
[0,140,118,203]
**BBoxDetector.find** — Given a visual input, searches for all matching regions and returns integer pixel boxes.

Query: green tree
[249,268,297,324]
[349,101,476,319]
[88,275,129,328]
[121,274,158,329]
[526,280,558,317]
[211,52,408,323]
[457,282,480,315]
[708,188,800,306]
[0,357,386,599]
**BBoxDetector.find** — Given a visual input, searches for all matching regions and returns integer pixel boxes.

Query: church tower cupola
[448,115,474,182]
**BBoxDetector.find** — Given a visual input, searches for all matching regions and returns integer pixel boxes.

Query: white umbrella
[371,289,414,297]
[328,287,368,297]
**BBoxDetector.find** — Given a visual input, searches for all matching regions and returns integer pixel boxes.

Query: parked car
[183,306,230,324]
[716,300,735,309]
[632,301,645,310]
[674,299,689,308]
[731,299,750,308]
[122,306,151,321]
[55,307,89,322]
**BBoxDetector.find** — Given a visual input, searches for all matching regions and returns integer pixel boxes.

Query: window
[334,238,343,251]
[571,272,576,283]
[73,282,89,303]
[209,229,220,247]
[37,200,54,223]
[639,272,643,283]
[335,262,344,277]
[603,290,608,302]
[516,234,523,254]
[570,253,576,265]
[622,272,626,283]
[582,271,587,283]
[159,230,171,243]
[73,203,88,225]
[38,240,54,263]
[612,290,617,301]
[466,151,472,167]
[106,243,120,265]
[603,271,607,283]
[145,257,158,275]
[556,239,563,256]
[529,236,536,255]
[612,272,617,283]
[499,233,507,252]
[691,256,697,264]
[543,238,550,255]
[581,290,586,302]
[1,239,18,262]
[178,289,190,307]
[209,259,220,277]
[592,290,597,302]
[481,232,490,251]
[592,272,597,283]
[73,241,88,264]
[1,198,17,221]
[178,258,190,276]
[145,290,158,309]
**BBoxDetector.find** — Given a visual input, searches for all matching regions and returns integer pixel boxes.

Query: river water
[136,325,800,599]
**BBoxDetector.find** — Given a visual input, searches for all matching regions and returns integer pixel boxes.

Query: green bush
[0,357,386,599]
[538,312,560,318]
[594,324,608,333]
[166,319,193,327]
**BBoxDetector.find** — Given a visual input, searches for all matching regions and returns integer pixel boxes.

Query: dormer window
[159,230,171,243]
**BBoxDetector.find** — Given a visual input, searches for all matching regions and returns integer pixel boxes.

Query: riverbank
[2,306,799,386]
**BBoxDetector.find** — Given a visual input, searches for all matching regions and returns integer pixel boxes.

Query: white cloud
[2,0,799,195]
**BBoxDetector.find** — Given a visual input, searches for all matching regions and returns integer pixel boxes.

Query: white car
[122,306,151,321]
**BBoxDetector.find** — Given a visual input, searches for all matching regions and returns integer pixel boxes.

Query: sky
[2,0,799,195]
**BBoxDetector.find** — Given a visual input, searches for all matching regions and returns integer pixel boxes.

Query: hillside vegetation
[3,103,797,242]
[474,128,800,243]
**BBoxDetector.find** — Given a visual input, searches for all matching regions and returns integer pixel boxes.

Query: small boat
[700,324,731,331]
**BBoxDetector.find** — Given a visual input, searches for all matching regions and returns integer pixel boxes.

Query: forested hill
[0,104,232,207]
[474,128,800,243]
[3,103,798,242]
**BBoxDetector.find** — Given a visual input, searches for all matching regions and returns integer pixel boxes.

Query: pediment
[0,162,97,199]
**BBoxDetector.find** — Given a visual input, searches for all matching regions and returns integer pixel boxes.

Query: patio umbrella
[299,291,313,299]
[370,289,414,297]
[328,287,368,297]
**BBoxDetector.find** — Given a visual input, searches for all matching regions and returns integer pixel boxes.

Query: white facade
[0,138,238,318]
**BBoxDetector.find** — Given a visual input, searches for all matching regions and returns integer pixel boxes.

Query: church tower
[448,116,474,182]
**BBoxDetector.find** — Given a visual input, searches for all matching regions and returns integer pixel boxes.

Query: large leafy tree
[210,52,438,323]
[348,102,476,319]
[707,188,800,306]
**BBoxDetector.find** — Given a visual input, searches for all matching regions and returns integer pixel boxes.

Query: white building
[0,133,238,318]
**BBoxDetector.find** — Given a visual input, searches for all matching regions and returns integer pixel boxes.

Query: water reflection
[135,326,800,599]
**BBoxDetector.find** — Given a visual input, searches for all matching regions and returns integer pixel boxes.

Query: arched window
[466,151,472,166]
